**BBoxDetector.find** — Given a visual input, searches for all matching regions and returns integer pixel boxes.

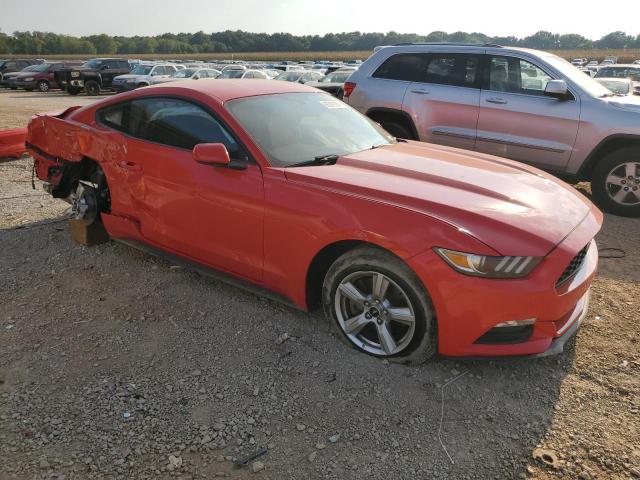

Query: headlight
[435,248,541,279]
[24,77,34,81]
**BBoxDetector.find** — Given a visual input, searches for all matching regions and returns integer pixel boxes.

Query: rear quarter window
[372,53,428,82]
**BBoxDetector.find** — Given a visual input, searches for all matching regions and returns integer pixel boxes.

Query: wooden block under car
[68,219,110,246]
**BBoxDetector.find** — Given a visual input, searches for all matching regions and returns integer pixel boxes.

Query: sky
[1,0,638,39]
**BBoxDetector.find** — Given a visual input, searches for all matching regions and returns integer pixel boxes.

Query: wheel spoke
[613,188,629,204]
[387,307,415,326]
[338,282,366,306]
[629,189,640,202]
[372,273,390,299]
[606,175,624,186]
[625,163,637,178]
[344,313,371,335]
[377,323,397,355]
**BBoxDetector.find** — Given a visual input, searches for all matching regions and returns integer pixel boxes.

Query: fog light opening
[494,318,536,328]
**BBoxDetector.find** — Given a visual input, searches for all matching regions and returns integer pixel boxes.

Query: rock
[251,461,265,473]
[39,458,50,469]
[630,467,640,478]
[308,451,317,462]
[315,442,326,450]
[329,434,340,443]
[533,448,560,469]
[296,424,306,431]
[578,471,591,480]
[191,369,202,377]
[168,455,182,468]
[275,333,290,345]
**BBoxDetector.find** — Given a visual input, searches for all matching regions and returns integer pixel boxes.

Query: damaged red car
[26,80,602,363]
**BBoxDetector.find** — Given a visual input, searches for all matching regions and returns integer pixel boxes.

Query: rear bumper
[407,212,601,357]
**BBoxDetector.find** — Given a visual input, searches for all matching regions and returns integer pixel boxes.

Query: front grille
[556,243,589,287]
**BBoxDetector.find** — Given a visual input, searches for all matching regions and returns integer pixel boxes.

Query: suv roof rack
[391,42,503,48]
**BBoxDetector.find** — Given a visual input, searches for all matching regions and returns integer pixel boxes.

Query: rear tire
[591,147,640,217]
[322,246,437,365]
[84,80,100,96]
[380,121,414,140]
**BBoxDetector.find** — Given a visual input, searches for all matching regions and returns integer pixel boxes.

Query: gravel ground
[0,89,639,480]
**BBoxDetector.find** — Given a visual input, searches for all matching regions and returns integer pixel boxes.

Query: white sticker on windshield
[320,100,347,109]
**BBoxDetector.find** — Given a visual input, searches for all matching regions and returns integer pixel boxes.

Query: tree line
[1,30,639,55]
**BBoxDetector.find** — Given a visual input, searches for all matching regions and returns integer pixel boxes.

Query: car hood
[605,93,640,112]
[114,74,147,81]
[305,81,343,88]
[283,142,596,256]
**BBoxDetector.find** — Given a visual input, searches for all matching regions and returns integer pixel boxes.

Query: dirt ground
[0,89,639,480]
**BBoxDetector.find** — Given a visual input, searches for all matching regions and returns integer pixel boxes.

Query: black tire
[137,83,149,89]
[37,80,50,92]
[24,88,34,92]
[84,80,100,96]
[322,246,437,365]
[67,86,81,95]
[10,86,17,90]
[380,121,414,140]
[591,147,640,217]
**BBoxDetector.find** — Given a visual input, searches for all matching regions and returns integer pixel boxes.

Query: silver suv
[344,43,640,217]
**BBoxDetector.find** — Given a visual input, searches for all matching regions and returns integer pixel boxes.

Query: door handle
[486,97,507,104]
[117,160,141,172]
[411,89,430,94]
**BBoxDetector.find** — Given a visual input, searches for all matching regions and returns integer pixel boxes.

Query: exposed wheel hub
[71,183,98,225]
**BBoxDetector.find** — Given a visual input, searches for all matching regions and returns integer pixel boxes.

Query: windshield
[543,55,611,97]
[276,72,302,82]
[130,65,153,75]
[321,71,351,83]
[32,63,52,72]
[596,67,640,81]
[226,92,396,167]
[173,69,197,78]
[218,69,244,79]
[82,59,103,69]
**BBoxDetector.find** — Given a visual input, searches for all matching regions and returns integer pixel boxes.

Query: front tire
[322,246,437,365]
[37,80,49,92]
[84,80,100,96]
[591,147,640,217]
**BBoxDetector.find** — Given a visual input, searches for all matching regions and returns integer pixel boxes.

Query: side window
[5,61,16,70]
[127,98,239,152]
[424,54,480,87]
[372,53,428,82]
[97,103,126,131]
[487,56,552,96]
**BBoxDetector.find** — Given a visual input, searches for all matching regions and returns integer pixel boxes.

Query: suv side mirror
[100,64,109,71]
[545,79,569,99]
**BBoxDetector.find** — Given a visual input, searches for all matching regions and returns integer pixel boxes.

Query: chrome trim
[475,134,566,153]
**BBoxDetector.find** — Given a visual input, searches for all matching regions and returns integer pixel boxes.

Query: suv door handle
[410,89,430,94]
[486,97,507,104]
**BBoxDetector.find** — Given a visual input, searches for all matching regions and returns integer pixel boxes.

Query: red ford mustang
[26,79,602,364]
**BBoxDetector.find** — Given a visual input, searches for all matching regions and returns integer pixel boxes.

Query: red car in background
[25,80,602,363]
[15,61,83,92]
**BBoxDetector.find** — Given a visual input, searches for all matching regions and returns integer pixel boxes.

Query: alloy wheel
[334,271,416,356]
[605,161,640,206]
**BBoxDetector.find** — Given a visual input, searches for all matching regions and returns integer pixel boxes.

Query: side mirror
[100,65,109,71]
[193,143,230,167]
[545,79,569,99]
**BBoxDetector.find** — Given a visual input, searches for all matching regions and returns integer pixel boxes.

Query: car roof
[144,78,318,102]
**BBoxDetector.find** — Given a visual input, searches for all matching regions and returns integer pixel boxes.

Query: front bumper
[407,212,601,357]
[15,80,37,89]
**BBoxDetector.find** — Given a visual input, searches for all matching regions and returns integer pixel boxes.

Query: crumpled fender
[0,127,28,159]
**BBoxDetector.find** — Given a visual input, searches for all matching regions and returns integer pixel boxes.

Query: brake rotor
[71,183,98,225]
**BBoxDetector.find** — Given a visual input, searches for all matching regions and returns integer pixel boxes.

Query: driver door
[98,96,265,281]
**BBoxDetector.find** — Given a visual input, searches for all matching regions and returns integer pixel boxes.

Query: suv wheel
[322,246,437,365]
[37,80,49,92]
[84,80,100,96]
[592,147,640,217]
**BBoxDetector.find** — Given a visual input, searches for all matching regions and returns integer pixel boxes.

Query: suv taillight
[343,82,356,98]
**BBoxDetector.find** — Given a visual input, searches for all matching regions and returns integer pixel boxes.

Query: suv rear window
[372,53,428,82]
